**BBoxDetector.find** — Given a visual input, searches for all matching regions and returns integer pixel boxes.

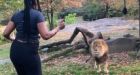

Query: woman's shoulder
[13,10,24,17]
[30,9,44,18]
[13,9,43,17]
[11,10,23,21]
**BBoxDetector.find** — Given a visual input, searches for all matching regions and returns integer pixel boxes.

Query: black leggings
[10,40,42,75]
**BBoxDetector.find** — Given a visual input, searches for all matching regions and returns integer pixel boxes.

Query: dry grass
[0,26,6,34]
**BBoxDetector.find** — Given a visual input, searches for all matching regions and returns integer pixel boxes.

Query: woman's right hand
[58,19,65,30]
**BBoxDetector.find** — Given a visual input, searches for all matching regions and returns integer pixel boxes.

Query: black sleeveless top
[11,9,45,41]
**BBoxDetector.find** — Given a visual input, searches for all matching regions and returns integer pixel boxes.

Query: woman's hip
[10,39,40,61]
[10,39,39,53]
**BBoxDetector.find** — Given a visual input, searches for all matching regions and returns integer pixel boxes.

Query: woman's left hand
[58,19,65,30]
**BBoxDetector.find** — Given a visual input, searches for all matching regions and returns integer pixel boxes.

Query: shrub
[65,13,77,24]
[81,0,139,20]
[126,6,139,19]
[0,34,9,45]
[107,8,123,17]
[58,7,83,19]
[0,26,9,45]
[81,2,106,21]
[53,15,59,27]
[107,0,139,19]
[0,19,9,25]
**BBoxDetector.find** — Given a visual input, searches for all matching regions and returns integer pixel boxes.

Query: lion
[89,39,109,73]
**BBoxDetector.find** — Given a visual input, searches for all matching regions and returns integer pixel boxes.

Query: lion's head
[90,39,108,57]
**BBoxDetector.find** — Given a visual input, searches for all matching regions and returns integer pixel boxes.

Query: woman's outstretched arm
[37,20,65,40]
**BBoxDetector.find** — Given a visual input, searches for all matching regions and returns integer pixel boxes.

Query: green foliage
[107,8,123,17]
[126,6,139,19]
[65,13,77,24]
[0,48,9,59]
[1,61,140,75]
[0,35,6,45]
[0,63,16,75]
[0,28,8,45]
[58,7,83,19]
[82,1,106,21]
[0,36,9,45]
[42,63,97,75]
[53,15,59,27]
[45,14,59,28]
[108,0,139,19]
[81,0,139,20]
[0,0,23,19]
[0,39,11,59]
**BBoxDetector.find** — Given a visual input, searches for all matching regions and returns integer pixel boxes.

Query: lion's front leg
[90,57,97,69]
[104,61,109,74]
[94,61,97,69]
[97,64,101,73]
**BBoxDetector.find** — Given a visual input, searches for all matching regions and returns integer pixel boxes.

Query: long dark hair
[23,0,41,38]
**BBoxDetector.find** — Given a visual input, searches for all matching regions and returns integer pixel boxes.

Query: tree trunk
[49,0,54,30]
[46,10,51,27]
[50,8,54,30]
[138,0,140,37]
[105,3,109,17]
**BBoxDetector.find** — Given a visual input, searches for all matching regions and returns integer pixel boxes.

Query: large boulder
[107,37,139,53]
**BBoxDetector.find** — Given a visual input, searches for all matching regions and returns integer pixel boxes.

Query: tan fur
[90,39,108,57]
[90,39,109,73]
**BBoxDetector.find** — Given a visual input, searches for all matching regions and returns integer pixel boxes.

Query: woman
[3,0,65,75]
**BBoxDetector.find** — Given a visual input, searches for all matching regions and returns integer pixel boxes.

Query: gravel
[61,17,139,33]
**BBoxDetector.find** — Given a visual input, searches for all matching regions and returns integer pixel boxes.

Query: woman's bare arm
[3,21,16,41]
[37,20,65,40]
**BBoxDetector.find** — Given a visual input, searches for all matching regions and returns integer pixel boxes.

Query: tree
[41,0,62,30]
[0,0,23,25]
[41,0,84,30]
[0,0,23,18]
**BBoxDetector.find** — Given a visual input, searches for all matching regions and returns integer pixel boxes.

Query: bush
[107,8,123,17]
[81,0,139,20]
[53,15,59,27]
[58,7,83,19]
[0,19,9,25]
[127,6,139,19]
[0,26,9,45]
[107,0,139,19]
[0,34,8,45]
[65,13,77,24]
[81,2,106,21]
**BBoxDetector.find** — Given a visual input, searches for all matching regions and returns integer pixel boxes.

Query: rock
[123,34,135,38]
[132,27,137,30]
[107,37,138,53]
